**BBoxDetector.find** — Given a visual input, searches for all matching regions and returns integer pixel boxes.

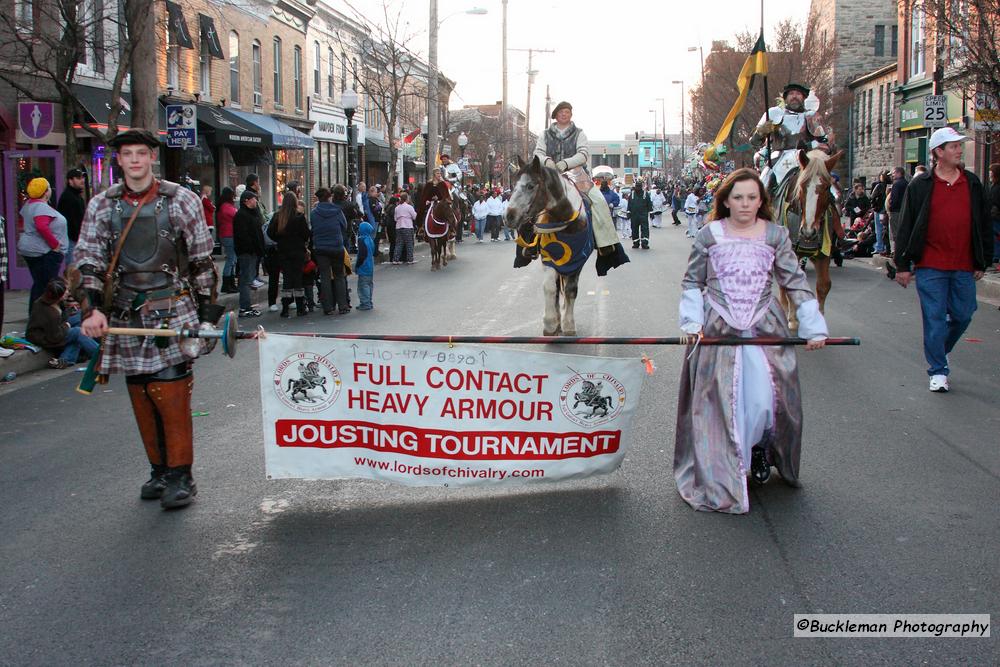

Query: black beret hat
[108,128,160,150]
[551,101,572,119]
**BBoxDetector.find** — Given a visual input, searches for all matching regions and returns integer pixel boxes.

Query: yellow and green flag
[705,32,768,163]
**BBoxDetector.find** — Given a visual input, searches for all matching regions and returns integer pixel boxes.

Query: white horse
[505,157,594,336]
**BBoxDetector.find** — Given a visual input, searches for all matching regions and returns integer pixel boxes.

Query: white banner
[259,334,646,487]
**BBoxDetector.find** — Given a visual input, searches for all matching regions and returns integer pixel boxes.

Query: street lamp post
[655,96,666,177]
[487,146,496,187]
[688,45,705,89]
[672,80,685,165]
[457,131,468,185]
[420,116,429,176]
[648,108,657,183]
[342,88,359,192]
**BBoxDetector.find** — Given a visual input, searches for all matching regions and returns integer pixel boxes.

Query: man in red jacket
[894,127,993,393]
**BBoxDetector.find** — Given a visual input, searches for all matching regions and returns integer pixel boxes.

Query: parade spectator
[312,187,351,315]
[233,190,264,318]
[268,192,311,318]
[57,168,86,266]
[885,167,908,277]
[245,174,267,290]
[382,194,399,261]
[843,182,871,227]
[200,185,215,235]
[501,192,513,241]
[628,181,652,249]
[216,187,237,293]
[671,184,683,226]
[26,277,98,369]
[355,221,376,310]
[393,192,417,264]
[600,180,620,219]
[472,192,489,242]
[870,172,889,255]
[990,163,1000,270]
[18,177,68,314]
[486,189,504,241]
[893,128,993,393]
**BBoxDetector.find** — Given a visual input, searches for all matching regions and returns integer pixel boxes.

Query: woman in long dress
[674,169,829,514]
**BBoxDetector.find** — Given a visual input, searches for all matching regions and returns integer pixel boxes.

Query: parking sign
[923,95,948,128]
[165,104,197,148]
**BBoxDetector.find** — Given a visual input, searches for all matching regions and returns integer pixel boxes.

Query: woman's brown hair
[709,168,773,222]
[273,192,299,234]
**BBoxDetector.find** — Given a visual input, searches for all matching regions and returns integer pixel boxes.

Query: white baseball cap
[928,127,971,151]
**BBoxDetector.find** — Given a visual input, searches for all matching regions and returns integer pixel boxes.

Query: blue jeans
[238,253,258,310]
[60,312,99,363]
[221,237,237,277]
[914,268,977,376]
[873,212,886,253]
[357,275,373,309]
[475,218,486,241]
[24,251,64,314]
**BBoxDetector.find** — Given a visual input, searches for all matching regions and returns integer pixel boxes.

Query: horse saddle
[424,208,450,239]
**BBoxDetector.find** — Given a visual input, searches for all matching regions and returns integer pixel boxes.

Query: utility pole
[545,85,551,129]
[501,0,508,187]
[509,47,555,159]
[427,0,439,180]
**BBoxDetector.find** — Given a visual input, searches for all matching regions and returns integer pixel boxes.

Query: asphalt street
[1,226,997,665]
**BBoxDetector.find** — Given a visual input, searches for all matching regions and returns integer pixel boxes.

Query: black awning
[196,105,271,147]
[166,1,194,49]
[228,146,273,167]
[365,138,391,163]
[72,85,133,128]
[199,14,223,59]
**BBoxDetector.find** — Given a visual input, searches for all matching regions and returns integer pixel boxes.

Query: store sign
[18,102,55,142]
[165,104,197,149]
[974,91,1000,131]
[900,93,961,131]
[310,107,365,144]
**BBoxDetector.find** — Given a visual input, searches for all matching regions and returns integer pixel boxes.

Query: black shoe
[160,468,197,509]
[295,297,308,317]
[750,445,771,484]
[140,464,167,500]
[885,262,896,280]
[279,297,292,318]
[632,243,640,249]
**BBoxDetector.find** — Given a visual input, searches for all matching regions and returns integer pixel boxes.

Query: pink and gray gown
[674,220,828,514]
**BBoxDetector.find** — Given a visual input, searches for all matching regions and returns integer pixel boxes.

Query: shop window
[314,41,321,97]
[875,25,885,57]
[229,31,240,105]
[328,48,335,98]
[200,55,211,99]
[294,46,303,111]
[252,40,263,108]
[273,37,283,106]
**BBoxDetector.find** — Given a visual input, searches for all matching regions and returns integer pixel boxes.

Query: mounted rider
[439,153,464,191]
[532,101,629,275]
[750,83,831,198]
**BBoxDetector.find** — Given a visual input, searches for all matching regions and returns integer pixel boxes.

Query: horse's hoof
[562,330,576,336]
[543,329,561,337]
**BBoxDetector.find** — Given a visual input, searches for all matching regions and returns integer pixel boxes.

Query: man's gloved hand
[757,121,777,136]
[555,160,568,172]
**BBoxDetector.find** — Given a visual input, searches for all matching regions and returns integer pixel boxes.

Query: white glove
[555,160,568,172]
[680,322,703,335]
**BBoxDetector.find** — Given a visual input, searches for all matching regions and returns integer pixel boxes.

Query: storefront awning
[195,105,270,147]
[72,84,133,129]
[365,136,392,163]
[227,110,315,149]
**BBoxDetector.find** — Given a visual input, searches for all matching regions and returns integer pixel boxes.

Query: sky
[345,0,812,140]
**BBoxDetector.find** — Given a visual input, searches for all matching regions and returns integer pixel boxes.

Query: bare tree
[919,0,1000,136]
[336,1,428,189]
[0,0,162,166]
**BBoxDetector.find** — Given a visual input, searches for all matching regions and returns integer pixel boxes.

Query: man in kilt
[75,129,223,509]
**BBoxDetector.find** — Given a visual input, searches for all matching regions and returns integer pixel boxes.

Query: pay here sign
[259,334,646,487]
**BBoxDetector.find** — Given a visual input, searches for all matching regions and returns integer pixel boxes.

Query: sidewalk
[1,258,243,386]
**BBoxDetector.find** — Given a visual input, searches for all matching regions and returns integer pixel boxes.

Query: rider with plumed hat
[751,83,831,196]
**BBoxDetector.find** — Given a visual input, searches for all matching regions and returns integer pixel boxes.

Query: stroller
[840,209,876,259]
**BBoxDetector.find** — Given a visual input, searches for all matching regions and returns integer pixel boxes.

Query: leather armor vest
[110,192,183,292]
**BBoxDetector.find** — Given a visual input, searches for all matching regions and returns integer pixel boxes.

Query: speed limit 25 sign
[923,95,948,128]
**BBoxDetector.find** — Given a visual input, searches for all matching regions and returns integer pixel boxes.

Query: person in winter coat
[843,182,872,227]
[472,192,489,242]
[26,276,98,369]
[382,195,399,260]
[870,172,889,255]
[268,192,311,318]
[233,190,266,317]
[628,181,652,249]
[355,221,376,310]
[311,187,351,315]
[57,168,87,265]
[216,187,238,293]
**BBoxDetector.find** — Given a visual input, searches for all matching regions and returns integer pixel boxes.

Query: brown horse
[424,198,458,271]
[775,148,844,327]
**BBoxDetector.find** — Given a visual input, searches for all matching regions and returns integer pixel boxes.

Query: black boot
[295,296,308,317]
[140,464,168,500]
[160,466,197,509]
[750,445,771,484]
[280,296,292,318]
[221,276,238,293]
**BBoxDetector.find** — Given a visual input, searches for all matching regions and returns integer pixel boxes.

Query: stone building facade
[847,63,898,184]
